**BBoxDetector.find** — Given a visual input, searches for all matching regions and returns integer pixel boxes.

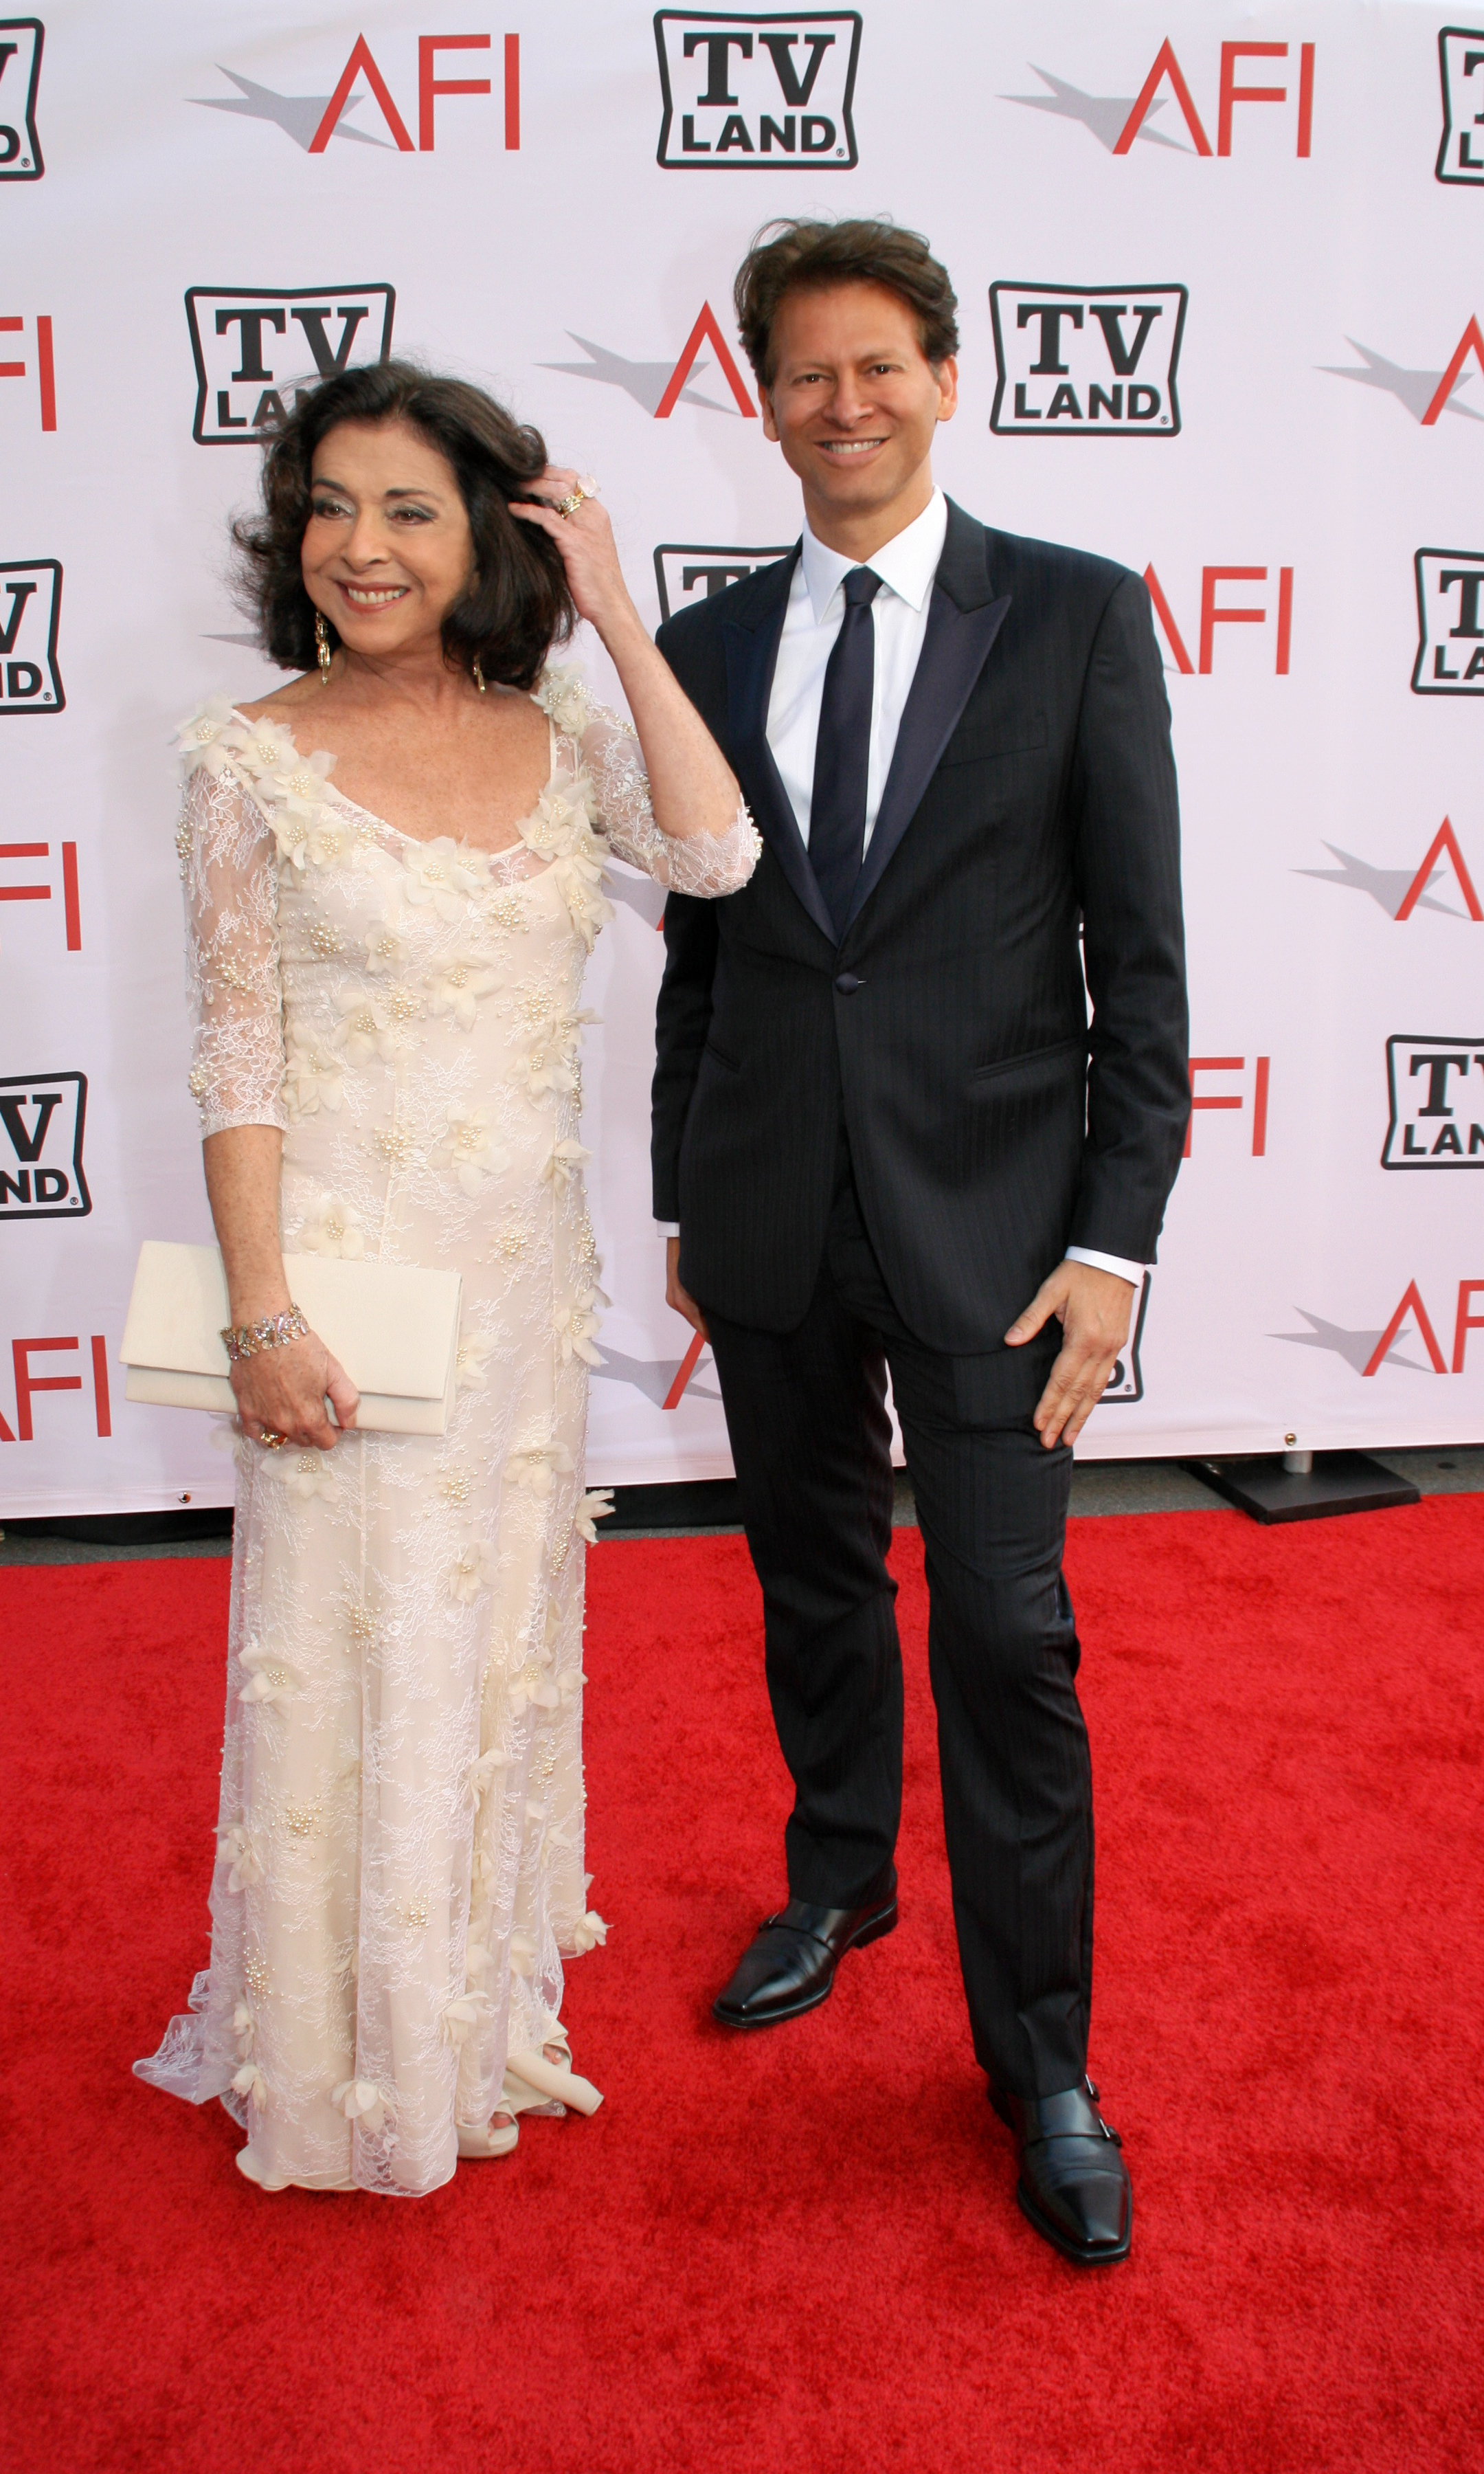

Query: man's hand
[1005,1260,1135,1450]
[666,1236,709,1341]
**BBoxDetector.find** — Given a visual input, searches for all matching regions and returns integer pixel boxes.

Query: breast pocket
[936,712,1048,772]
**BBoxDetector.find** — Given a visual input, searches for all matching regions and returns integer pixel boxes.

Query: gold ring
[258,1429,286,1449]
[554,489,586,518]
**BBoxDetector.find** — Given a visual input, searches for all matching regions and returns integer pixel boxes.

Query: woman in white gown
[136,364,758,2195]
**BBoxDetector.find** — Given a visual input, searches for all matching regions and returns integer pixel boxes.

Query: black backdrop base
[1180,1452,1421,1526]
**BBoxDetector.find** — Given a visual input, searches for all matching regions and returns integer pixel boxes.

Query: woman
[136,362,758,2195]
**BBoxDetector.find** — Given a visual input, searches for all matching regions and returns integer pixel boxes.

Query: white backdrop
[3,0,1483,1515]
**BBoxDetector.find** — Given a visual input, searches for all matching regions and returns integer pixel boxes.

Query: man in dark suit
[651,219,1189,2266]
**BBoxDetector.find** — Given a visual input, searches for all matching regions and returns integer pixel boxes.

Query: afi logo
[1362,1279,1484,1377]
[0,18,41,179]
[0,834,80,948]
[191,35,519,153]
[1383,1037,1484,1168]
[0,559,62,713]
[186,286,395,445]
[1097,1271,1150,1406]
[1144,564,1294,676]
[0,310,54,430]
[1005,38,1314,157]
[1184,1056,1271,1157]
[654,542,791,622]
[1279,1282,1484,1377]
[543,303,756,420]
[1413,550,1484,695]
[655,10,860,167]
[0,1330,111,1442]
[1324,319,1484,425]
[0,1069,87,1217]
[1297,818,1483,921]
[1437,27,1484,183]
[989,284,1186,436]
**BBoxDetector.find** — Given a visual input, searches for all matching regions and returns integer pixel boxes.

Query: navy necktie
[809,565,883,938]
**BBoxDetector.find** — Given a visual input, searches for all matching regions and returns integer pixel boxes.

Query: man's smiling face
[759,280,957,545]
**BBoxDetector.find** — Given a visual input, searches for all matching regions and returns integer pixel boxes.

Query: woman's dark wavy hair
[232,360,574,690]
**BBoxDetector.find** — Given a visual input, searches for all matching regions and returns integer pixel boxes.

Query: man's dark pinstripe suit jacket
[651,498,1191,1356]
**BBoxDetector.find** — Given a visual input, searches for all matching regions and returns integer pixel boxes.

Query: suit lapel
[721,547,837,946]
[844,504,1011,933]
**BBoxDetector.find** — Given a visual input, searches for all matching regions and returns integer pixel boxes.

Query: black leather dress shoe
[989,2077,1132,2265]
[712,1869,898,2029]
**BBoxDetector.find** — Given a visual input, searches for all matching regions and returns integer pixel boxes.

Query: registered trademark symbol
[835,147,844,156]
[43,692,52,701]
[21,157,30,168]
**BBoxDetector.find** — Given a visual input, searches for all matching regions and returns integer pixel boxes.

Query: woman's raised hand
[232,1329,359,1453]
[510,469,642,646]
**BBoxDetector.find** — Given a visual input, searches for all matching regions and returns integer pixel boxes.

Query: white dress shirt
[769,488,947,855]
[660,487,1143,1291]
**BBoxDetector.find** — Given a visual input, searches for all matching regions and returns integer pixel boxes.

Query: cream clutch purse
[120,1241,463,1436]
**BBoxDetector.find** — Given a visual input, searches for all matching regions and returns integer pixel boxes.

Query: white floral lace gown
[136,667,758,2196]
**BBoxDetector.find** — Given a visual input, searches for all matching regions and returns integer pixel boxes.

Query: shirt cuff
[655,1221,680,1238]
[1066,1246,1145,1287]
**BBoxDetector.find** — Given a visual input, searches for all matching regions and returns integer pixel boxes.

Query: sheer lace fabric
[136,665,757,2194]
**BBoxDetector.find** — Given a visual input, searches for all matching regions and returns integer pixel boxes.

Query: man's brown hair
[733,217,960,390]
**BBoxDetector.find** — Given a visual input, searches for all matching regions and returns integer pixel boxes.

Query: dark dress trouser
[700,1133,1094,2102]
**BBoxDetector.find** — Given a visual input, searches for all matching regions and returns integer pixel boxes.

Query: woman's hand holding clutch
[231,1327,359,1453]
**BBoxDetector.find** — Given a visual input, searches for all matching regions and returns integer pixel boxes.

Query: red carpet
[3,1500,1481,2472]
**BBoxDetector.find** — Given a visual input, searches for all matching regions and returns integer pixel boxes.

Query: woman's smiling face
[301,418,475,661]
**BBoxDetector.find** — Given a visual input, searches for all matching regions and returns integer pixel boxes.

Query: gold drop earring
[315,611,333,686]
[473,656,486,693]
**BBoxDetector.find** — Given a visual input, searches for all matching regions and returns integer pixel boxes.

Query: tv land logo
[543,303,756,419]
[653,542,790,622]
[989,285,1186,437]
[1144,564,1293,677]
[191,36,519,153]
[0,1070,87,1218]
[0,17,41,179]
[1003,37,1315,158]
[1097,1270,1150,1406]
[1323,317,1484,426]
[0,559,62,713]
[654,11,859,167]
[1437,27,1484,184]
[186,287,396,446]
[1413,550,1484,696]
[1297,817,1482,922]
[1383,1037,1484,1169]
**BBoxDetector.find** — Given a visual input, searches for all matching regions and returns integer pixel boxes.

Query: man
[651,219,1188,2266]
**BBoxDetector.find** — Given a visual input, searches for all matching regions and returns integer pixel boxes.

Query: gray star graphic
[1272,1311,1430,1377]
[604,869,667,930]
[189,69,392,151]
[1318,339,1483,424]
[1293,845,1462,919]
[999,65,1189,152]
[539,334,737,418]
[589,1348,720,1406]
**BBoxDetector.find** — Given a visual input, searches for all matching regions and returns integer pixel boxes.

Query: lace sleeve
[177,757,287,1137]
[538,669,761,898]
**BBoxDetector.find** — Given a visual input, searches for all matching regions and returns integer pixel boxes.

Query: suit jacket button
[834,972,863,994]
